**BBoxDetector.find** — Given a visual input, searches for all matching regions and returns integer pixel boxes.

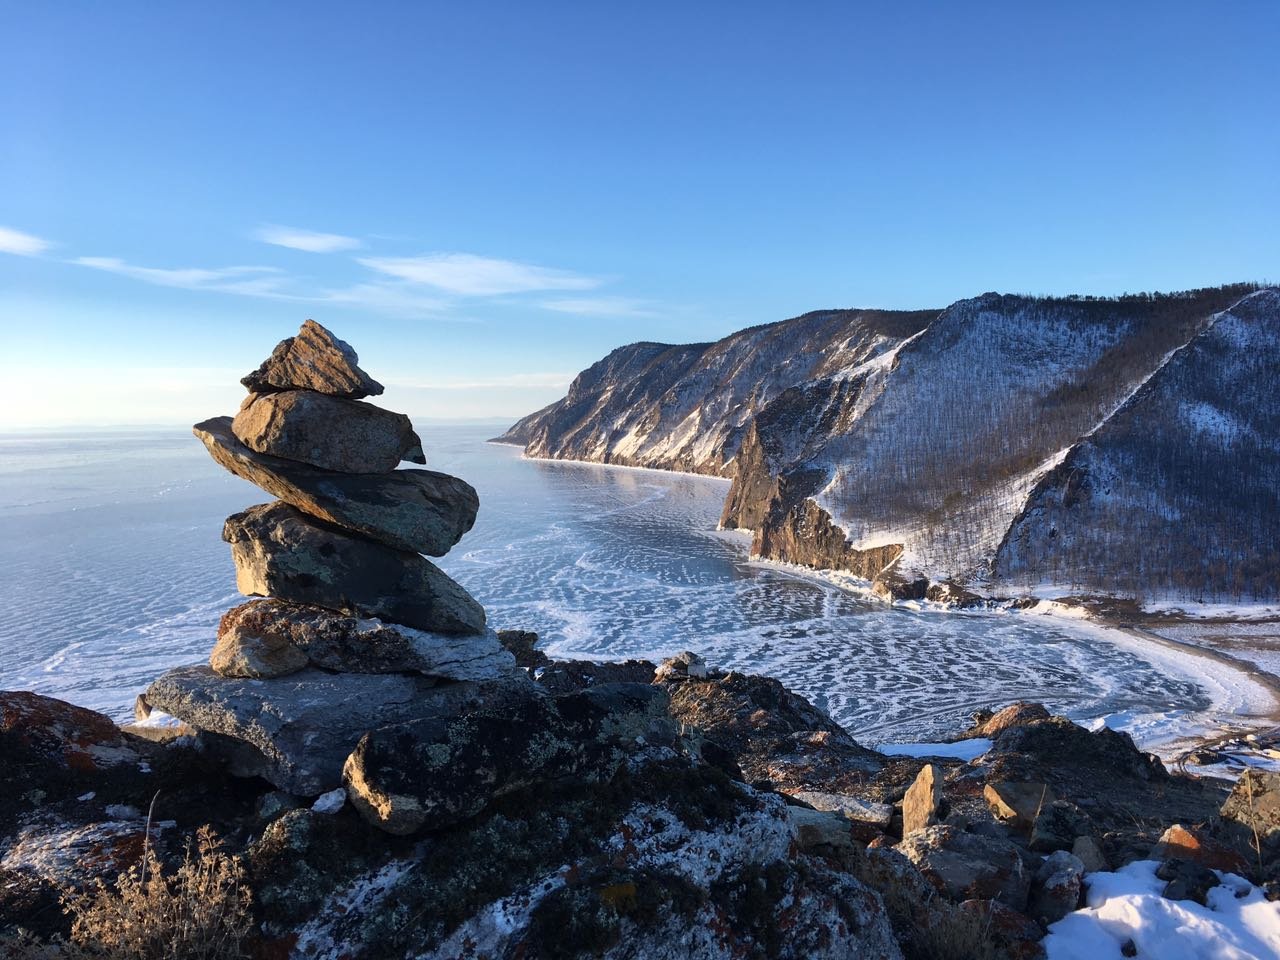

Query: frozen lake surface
[0,423,1226,744]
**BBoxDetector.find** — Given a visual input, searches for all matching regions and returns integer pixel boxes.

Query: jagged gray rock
[344,683,675,834]
[223,502,486,635]
[145,665,536,795]
[1028,850,1084,923]
[897,824,1030,911]
[241,319,384,399]
[232,390,425,474]
[902,763,943,836]
[210,599,518,681]
[195,417,476,554]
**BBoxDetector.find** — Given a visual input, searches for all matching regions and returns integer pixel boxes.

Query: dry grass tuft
[5,825,252,960]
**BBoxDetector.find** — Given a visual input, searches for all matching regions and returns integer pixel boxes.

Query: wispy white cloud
[389,372,574,390]
[359,253,601,296]
[0,226,52,256]
[540,296,658,319]
[74,257,289,295]
[68,245,631,324]
[315,282,452,318]
[256,225,361,253]
[73,254,451,319]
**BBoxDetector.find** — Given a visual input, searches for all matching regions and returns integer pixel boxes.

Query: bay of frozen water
[0,423,1226,744]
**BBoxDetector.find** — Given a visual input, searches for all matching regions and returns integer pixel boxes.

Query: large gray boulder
[145,665,536,795]
[210,599,518,681]
[241,319,384,399]
[195,417,476,554]
[897,824,1030,911]
[232,390,425,474]
[344,683,676,834]
[223,502,486,635]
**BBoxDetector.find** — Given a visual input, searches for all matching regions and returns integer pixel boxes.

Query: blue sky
[2,1,1276,427]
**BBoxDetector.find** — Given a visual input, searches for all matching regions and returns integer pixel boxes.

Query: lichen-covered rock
[1150,823,1249,874]
[232,390,425,473]
[1028,850,1084,924]
[654,651,708,682]
[1029,799,1091,853]
[985,781,1055,831]
[663,671,883,791]
[145,665,535,795]
[1221,769,1280,845]
[989,718,1167,783]
[534,658,657,694]
[241,319,384,399]
[273,763,902,960]
[787,805,855,854]
[1156,857,1219,905]
[0,692,153,825]
[344,683,676,834]
[1071,835,1109,873]
[897,824,1030,910]
[223,501,486,635]
[497,629,551,668]
[195,416,476,554]
[964,702,1052,739]
[790,790,894,830]
[902,763,943,836]
[958,899,1046,960]
[210,599,517,681]
[0,692,140,775]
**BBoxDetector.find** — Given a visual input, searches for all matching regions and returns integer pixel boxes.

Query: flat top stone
[194,416,475,555]
[791,790,894,826]
[145,664,536,795]
[241,320,384,399]
[231,391,425,474]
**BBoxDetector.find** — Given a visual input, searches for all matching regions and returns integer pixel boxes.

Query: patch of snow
[130,709,183,728]
[427,868,569,959]
[1180,400,1248,444]
[1044,860,1280,960]
[290,859,418,959]
[1141,601,1280,620]
[311,788,346,814]
[605,792,794,888]
[877,739,993,761]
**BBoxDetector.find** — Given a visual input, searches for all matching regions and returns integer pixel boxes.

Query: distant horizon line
[0,415,522,434]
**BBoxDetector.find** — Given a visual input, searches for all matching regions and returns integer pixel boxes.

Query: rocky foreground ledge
[3,641,1279,960]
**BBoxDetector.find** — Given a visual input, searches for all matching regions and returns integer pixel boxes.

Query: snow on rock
[289,859,419,960]
[1044,860,1280,960]
[310,787,346,814]
[604,792,796,888]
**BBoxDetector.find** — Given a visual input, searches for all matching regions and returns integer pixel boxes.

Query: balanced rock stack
[144,320,531,797]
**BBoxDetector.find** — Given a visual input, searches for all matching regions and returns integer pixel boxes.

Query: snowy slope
[994,288,1280,600]
[494,308,935,476]
[499,284,1277,600]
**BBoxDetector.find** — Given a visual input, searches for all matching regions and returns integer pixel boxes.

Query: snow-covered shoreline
[746,553,1280,756]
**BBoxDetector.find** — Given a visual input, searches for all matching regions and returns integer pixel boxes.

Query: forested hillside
[499,284,1278,601]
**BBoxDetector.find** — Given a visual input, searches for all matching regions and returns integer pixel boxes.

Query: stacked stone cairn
[145,320,671,835]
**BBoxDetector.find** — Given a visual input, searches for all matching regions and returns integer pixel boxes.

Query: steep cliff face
[493,308,936,476]
[500,283,1278,600]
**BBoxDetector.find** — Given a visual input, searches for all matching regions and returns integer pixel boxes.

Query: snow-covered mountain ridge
[496,284,1278,601]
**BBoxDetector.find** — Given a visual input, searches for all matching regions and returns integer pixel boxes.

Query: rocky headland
[497,284,1280,605]
[4,322,1279,959]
